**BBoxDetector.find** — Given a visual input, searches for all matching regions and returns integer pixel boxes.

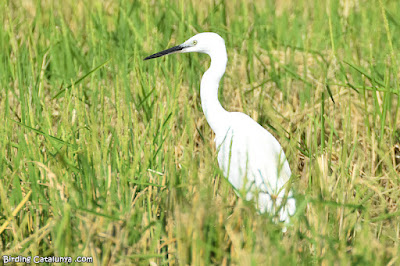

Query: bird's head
[144,32,226,60]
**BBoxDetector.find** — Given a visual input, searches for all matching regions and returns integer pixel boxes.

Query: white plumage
[145,32,295,225]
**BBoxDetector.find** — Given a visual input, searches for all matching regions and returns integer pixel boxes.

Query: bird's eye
[193,40,198,45]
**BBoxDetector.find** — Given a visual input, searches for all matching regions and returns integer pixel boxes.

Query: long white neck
[200,50,230,136]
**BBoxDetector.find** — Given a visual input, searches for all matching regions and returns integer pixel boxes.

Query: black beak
[144,45,184,60]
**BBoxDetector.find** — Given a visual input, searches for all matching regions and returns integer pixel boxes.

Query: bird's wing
[228,113,291,195]
[215,113,295,219]
[246,126,292,194]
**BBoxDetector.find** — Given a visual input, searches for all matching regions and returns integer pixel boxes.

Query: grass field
[1,0,400,264]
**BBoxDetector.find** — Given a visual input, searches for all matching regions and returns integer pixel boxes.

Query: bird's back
[215,112,295,222]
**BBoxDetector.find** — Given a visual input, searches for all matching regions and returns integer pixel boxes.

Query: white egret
[144,32,295,225]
